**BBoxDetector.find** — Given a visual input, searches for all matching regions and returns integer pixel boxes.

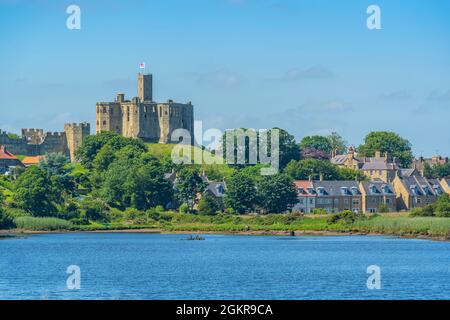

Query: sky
[0,0,449,156]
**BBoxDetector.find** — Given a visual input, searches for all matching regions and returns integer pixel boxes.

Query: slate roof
[360,181,395,196]
[312,180,361,196]
[205,182,226,198]
[399,176,440,196]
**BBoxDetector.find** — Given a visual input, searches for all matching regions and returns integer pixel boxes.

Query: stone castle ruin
[0,123,90,162]
[96,73,194,143]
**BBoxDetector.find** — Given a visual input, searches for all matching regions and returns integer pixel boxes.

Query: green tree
[0,206,15,229]
[13,166,56,216]
[432,163,450,179]
[284,159,339,180]
[423,162,434,178]
[327,132,347,154]
[175,167,207,211]
[337,167,367,181]
[224,171,257,214]
[300,135,333,154]
[434,194,450,217]
[197,192,220,215]
[274,128,301,169]
[357,131,413,167]
[76,132,146,168]
[256,174,298,213]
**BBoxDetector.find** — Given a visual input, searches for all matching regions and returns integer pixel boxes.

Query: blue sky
[0,0,449,156]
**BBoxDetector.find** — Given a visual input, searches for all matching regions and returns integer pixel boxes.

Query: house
[392,175,441,210]
[312,180,362,213]
[292,181,316,213]
[359,181,396,213]
[331,148,400,182]
[440,178,450,194]
[194,181,227,211]
[0,145,24,174]
[412,155,449,176]
[21,155,44,167]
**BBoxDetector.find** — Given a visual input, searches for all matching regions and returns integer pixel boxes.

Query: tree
[76,132,147,168]
[39,153,69,176]
[224,171,257,214]
[284,159,339,180]
[431,163,450,179]
[300,135,332,154]
[39,153,75,200]
[337,167,367,181]
[0,206,14,229]
[197,192,221,215]
[13,166,56,216]
[256,174,298,213]
[100,150,173,210]
[175,167,207,212]
[327,132,347,154]
[423,163,434,179]
[300,147,330,160]
[275,128,301,169]
[357,131,413,167]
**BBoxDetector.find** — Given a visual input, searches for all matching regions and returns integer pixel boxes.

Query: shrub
[80,198,109,222]
[0,208,15,229]
[327,210,364,225]
[312,208,328,215]
[179,203,189,214]
[197,193,220,216]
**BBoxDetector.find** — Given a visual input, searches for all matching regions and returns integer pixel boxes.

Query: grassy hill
[146,143,234,180]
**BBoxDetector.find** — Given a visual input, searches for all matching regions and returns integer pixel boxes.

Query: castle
[96,73,194,143]
[0,123,90,162]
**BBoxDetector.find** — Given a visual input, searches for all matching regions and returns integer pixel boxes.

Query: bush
[378,203,389,213]
[179,203,189,214]
[312,208,328,215]
[80,198,109,222]
[197,193,220,216]
[0,208,15,229]
[327,210,364,225]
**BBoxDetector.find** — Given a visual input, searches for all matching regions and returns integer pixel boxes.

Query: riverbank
[2,213,450,241]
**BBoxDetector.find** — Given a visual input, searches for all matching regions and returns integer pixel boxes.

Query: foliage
[410,194,450,218]
[175,167,207,211]
[337,167,367,181]
[327,210,364,225]
[0,205,15,229]
[357,131,413,167]
[378,203,389,213]
[300,135,332,154]
[179,203,189,214]
[284,159,339,180]
[224,170,257,214]
[197,192,221,215]
[327,132,347,154]
[300,147,330,160]
[423,163,450,179]
[13,166,57,216]
[256,174,298,213]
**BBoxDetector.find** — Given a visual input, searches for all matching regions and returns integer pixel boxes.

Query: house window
[352,199,360,205]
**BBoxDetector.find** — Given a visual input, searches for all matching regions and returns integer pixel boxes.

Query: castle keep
[0,123,90,162]
[96,73,194,143]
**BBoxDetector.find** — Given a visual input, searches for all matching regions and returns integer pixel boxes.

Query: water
[1,233,450,300]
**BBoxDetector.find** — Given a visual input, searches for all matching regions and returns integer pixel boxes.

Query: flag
[139,62,146,69]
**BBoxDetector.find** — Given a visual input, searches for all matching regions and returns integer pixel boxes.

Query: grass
[351,216,450,238]
[14,216,73,231]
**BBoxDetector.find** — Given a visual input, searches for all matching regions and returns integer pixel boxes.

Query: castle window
[103,107,106,113]
[102,120,106,126]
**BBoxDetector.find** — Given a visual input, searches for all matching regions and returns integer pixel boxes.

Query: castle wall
[96,102,122,134]
[65,122,91,162]
[0,131,29,155]
[138,103,160,143]
[121,102,140,139]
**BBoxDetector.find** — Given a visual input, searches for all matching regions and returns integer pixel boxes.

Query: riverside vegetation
[1,130,450,239]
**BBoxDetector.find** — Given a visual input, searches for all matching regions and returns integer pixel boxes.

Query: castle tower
[138,73,153,102]
[64,122,91,162]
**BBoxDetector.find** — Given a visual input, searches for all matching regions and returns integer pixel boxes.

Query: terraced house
[392,175,443,210]
[292,181,316,213]
[311,180,362,213]
[359,181,396,213]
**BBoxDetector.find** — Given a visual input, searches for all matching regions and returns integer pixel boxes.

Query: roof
[399,168,419,177]
[22,156,44,166]
[294,181,316,197]
[0,145,18,160]
[205,181,226,197]
[399,176,442,196]
[312,180,361,196]
[361,161,396,171]
[360,181,395,196]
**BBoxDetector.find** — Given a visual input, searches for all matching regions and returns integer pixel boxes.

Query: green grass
[14,216,73,231]
[351,216,450,238]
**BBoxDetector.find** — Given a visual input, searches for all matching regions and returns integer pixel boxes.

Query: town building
[359,181,396,213]
[331,148,400,182]
[392,175,442,210]
[21,156,45,167]
[312,180,362,213]
[96,73,194,144]
[440,178,450,194]
[412,156,449,175]
[0,146,24,174]
[292,180,316,213]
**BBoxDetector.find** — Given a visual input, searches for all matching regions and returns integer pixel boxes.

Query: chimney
[319,173,324,181]
[308,175,312,182]
[375,150,381,158]
[116,93,125,103]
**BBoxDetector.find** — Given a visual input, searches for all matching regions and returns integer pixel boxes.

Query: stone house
[440,178,450,194]
[359,181,396,213]
[392,175,441,210]
[312,180,362,213]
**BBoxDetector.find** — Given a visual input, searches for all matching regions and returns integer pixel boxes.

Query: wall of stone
[65,122,91,162]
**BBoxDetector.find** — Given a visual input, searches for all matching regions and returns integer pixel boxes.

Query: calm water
[1,233,450,300]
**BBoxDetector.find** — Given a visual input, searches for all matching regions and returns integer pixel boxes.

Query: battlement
[44,132,66,137]
[64,122,90,130]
